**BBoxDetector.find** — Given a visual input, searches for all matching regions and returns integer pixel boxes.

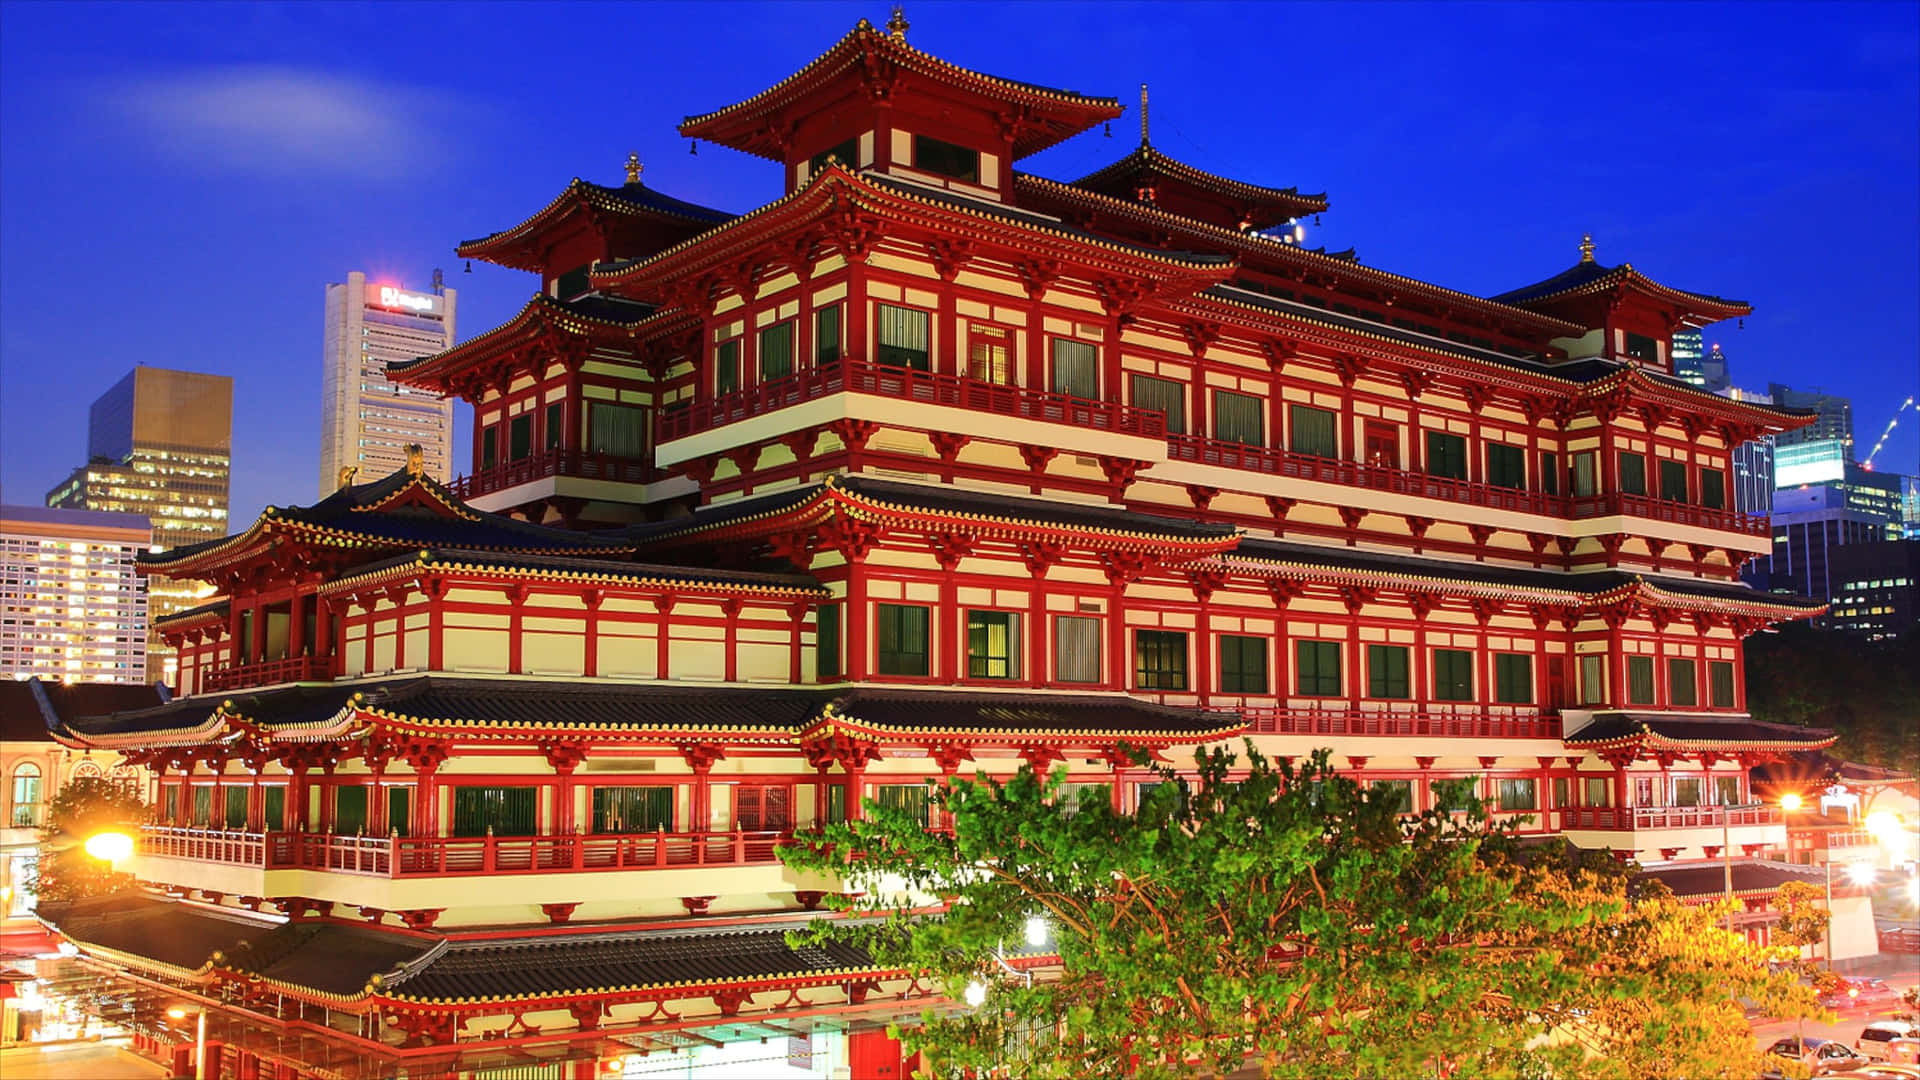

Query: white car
[1860,1022,1920,1062]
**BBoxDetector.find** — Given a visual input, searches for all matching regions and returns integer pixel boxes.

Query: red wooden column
[361,595,378,674]
[313,599,333,664]
[391,588,409,671]
[683,745,723,833]
[721,598,742,683]
[846,559,870,683]
[933,536,970,685]
[506,585,529,675]
[287,766,307,831]
[653,596,675,679]
[426,580,447,672]
[787,603,808,684]
[317,769,336,834]
[1190,572,1221,705]
[248,598,267,667]
[562,353,585,454]
[247,773,263,832]
[582,589,602,678]
[287,591,306,659]
[228,600,246,666]
[847,263,870,363]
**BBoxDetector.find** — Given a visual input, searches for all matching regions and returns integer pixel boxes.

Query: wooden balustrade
[1554,805,1783,831]
[1239,707,1558,739]
[203,655,332,693]
[451,448,655,500]
[137,825,788,879]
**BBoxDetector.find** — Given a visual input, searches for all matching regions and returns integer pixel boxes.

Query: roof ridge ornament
[625,152,642,184]
[886,4,908,41]
[1140,82,1149,146]
[1579,232,1595,263]
[405,444,425,477]
[336,465,359,491]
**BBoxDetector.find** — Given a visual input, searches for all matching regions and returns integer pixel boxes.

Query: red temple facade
[37,17,1848,1079]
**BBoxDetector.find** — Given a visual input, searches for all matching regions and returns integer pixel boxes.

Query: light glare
[1779,793,1804,813]
[962,980,988,1008]
[1845,862,1877,887]
[84,831,134,863]
[1024,915,1050,949]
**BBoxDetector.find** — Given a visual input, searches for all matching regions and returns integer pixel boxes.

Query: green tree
[30,776,147,903]
[783,745,1822,1079]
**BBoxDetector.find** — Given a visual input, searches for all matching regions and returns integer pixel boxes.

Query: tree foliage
[783,745,1823,1079]
[1746,625,1920,776]
[30,776,147,904]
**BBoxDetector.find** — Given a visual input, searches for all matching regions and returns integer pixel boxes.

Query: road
[1751,955,1920,1052]
[0,1041,169,1079]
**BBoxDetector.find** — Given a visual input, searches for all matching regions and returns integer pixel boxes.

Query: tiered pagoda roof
[1493,240,1752,330]
[1069,142,1327,232]
[1564,713,1836,755]
[386,294,670,394]
[678,18,1122,161]
[456,168,733,273]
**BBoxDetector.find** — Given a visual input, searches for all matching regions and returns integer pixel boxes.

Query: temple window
[911,134,979,184]
[1497,778,1538,812]
[876,304,931,370]
[554,266,590,300]
[263,787,287,831]
[587,402,648,460]
[544,402,563,451]
[814,304,842,365]
[1672,777,1705,807]
[734,786,792,832]
[336,786,369,835]
[816,604,841,679]
[759,321,795,381]
[1668,658,1699,708]
[191,786,214,827]
[1366,644,1410,699]
[1714,776,1741,806]
[966,610,1021,679]
[1618,452,1648,497]
[8,764,40,828]
[1432,649,1475,702]
[874,783,932,828]
[387,787,411,836]
[1709,660,1736,708]
[1217,634,1268,694]
[452,786,538,837]
[1541,451,1561,495]
[224,788,247,830]
[1623,332,1660,364]
[1436,777,1478,813]
[810,138,858,176]
[714,339,741,395]
[1055,783,1109,816]
[1213,391,1264,446]
[481,427,499,470]
[875,603,931,677]
[1571,451,1598,497]
[1294,640,1342,697]
[1288,405,1338,459]
[1132,629,1188,691]
[1053,615,1101,684]
[1131,374,1184,433]
[1634,776,1657,807]
[509,414,532,462]
[593,786,672,833]
[1372,780,1414,814]
[1493,654,1533,705]
[1583,778,1611,807]
[1363,420,1398,468]
[967,324,1014,386]
[1626,656,1656,705]
[1425,432,1468,481]
[1659,460,1689,503]
[1486,444,1525,489]
[1050,339,1097,399]
[1701,469,1726,510]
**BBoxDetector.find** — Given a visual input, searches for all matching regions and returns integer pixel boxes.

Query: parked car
[1860,1022,1920,1062]
[1823,977,1905,1010]
[1766,1037,1869,1076]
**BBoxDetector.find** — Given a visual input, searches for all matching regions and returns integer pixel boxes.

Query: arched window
[72,760,103,780]
[10,764,43,828]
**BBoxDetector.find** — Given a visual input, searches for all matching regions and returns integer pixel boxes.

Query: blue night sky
[2,2,1915,527]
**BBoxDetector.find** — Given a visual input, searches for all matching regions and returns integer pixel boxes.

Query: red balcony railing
[1239,707,1559,740]
[203,655,332,692]
[1571,491,1767,536]
[656,358,1166,444]
[1554,805,1782,831]
[139,826,268,865]
[1168,435,1565,517]
[451,448,655,500]
[1811,828,1876,850]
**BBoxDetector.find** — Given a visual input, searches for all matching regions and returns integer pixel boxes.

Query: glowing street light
[1779,793,1804,813]
[166,1006,208,1080]
[1023,914,1050,949]
[1845,862,1878,888]
[83,831,134,864]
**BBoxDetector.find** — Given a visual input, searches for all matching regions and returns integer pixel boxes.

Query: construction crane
[1861,395,1914,470]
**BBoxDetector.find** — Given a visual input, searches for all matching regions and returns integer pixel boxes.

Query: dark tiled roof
[347,678,829,732]
[340,548,825,595]
[832,688,1240,736]
[63,683,360,738]
[586,180,733,226]
[1207,284,1546,368]
[153,597,229,628]
[1492,258,1749,316]
[232,921,436,996]
[387,925,874,1003]
[1564,712,1835,748]
[38,895,273,973]
[1071,144,1327,226]
[1638,860,1828,899]
[551,293,660,323]
[1231,538,1825,608]
[145,466,631,570]
[0,678,168,742]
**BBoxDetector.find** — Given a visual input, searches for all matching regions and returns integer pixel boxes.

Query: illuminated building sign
[367,285,439,314]
[1774,439,1846,489]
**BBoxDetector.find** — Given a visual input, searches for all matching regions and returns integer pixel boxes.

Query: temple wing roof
[1492,256,1751,328]
[678,19,1121,160]
[387,293,669,391]
[1563,712,1836,752]
[0,677,168,743]
[1637,859,1833,900]
[455,178,733,271]
[810,688,1244,743]
[1070,143,1327,230]
[326,548,828,599]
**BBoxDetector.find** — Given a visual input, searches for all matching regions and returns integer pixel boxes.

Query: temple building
[34,17,1855,1080]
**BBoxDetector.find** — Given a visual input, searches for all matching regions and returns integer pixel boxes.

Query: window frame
[1133,628,1189,691]
[814,304,842,365]
[1054,614,1102,684]
[1431,648,1475,702]
[1493,653,1533,705]
[1708,660,1736,708]
[544,401,564,451]
[1668,657,1699,708]
[1425,431,1468,481]
[1050,338,1098,400]
[875,303,931,370]
[911,133,981,184]
[966,609,1022,681]
[875,603,932,678]
[1626,655,1655,705]
[1213,390,1265,447]
[1659,459,1689,504]
[1486,443,1525,489]
[1295,640,1342,697]
[1288,404,1338,459]
[1130,373,1186,434]
[1366,643,1410,700]
[714,339,741,396]
[1217,634,1268,694]
[758,320,794,381]
[1618,452,1647,497]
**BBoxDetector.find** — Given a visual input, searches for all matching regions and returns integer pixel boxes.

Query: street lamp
[82,830,133,864]
[166,1006,207,1080]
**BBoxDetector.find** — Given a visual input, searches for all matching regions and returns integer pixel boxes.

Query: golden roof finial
[886,4,909,41]
[625,152,642,184]
[336,465,359,490]
[1140,83,1150,146]
[1579,232,1595,263]
[405,444,425,477]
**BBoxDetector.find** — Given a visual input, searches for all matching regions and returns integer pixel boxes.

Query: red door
[735,786,792,831]
[1546,656,1567,709]
[1363,420,1399,468]
[849,1029,905,1079]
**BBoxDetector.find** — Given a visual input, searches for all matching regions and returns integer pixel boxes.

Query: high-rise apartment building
[44,367,231,683]
[319,272,457,494]
[1719,386,1775,517]
[1767,384,1853,451]
[0,506,151,684]
[1671,331,1730,393]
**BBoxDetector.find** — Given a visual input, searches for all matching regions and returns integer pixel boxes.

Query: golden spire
[336,465,359,490]
[625,152,642,184]
[405,444,425,477]
[886,4,909,40]
[1579,232,1595,263]
[1140,83,1150,145]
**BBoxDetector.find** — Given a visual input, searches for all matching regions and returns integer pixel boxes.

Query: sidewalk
[0,1042,168,1079]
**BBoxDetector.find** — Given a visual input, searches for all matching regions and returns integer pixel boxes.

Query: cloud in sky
[103,66,460,182]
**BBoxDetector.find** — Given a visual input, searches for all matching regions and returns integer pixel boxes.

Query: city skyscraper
[44,366,231,682]
[319,271,457,494]
[0,505,151,684]
[1767,383,1853,450]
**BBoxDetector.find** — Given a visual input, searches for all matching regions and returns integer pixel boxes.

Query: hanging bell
[1103,120,1112,138]
[1738,318,1744,330]
[463,260,473,274]
[689,139,698,156]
